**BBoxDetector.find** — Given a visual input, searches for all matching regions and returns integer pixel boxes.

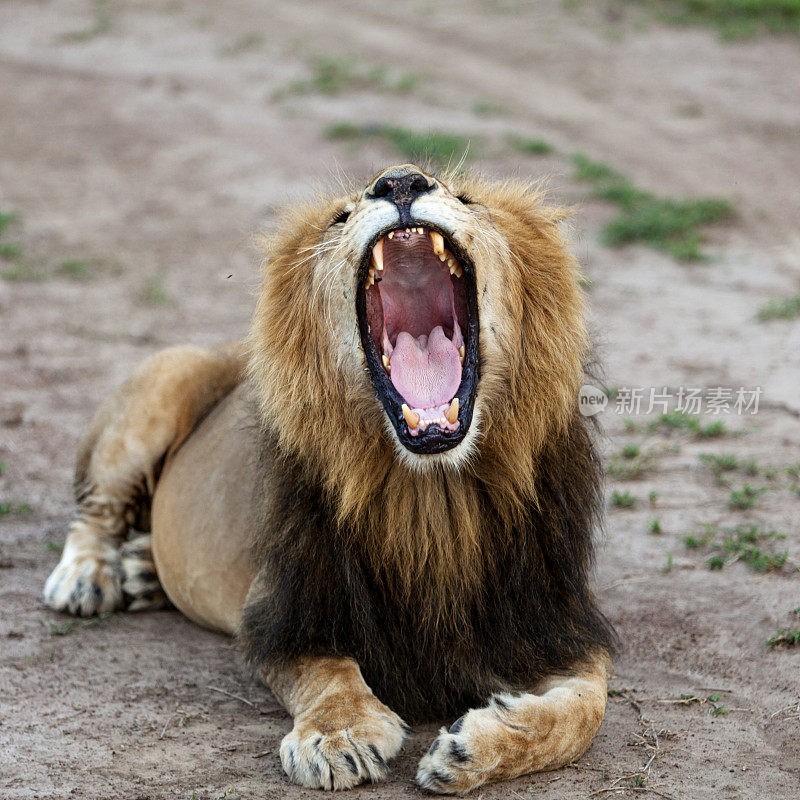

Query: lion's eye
[455,194,472,206]
[330,208,351,226]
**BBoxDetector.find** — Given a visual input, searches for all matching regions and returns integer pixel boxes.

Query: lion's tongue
[389,326,461,410]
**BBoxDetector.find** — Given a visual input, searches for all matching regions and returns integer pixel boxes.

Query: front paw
[416,719,481,794]
[280,694,409,790]
[44,550,123,617]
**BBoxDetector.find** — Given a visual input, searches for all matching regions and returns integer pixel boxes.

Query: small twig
[770,702,800,719]
[601,575,651,591]
[159,708,176,740]
[208,685,257,708]
[252,749,272,759]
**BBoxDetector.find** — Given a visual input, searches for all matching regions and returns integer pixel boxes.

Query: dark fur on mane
[239,410,616,723]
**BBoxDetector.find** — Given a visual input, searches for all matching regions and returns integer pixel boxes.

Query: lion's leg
[261,656,410,791]
[416,654,609,794]
[43,344,244,617]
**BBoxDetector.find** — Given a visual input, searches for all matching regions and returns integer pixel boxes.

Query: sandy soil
[1,1,799,798]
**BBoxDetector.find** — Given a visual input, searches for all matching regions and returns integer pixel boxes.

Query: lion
[43,164,615,794]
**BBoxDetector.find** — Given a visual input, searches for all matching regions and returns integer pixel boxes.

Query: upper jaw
[355,216,480,456]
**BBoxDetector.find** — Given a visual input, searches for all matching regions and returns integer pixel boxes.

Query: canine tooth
[388,231,394,239]
[458,345,465,364]
[382,354,391,373]
[372,238,384,271]
[402,404,420,430]
[445,398,459,424]
[430,231,444,255]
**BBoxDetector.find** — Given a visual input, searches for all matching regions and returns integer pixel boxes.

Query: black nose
[367,167,434,224]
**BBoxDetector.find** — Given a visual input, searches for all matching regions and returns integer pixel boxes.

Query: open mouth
[356,224,479,454]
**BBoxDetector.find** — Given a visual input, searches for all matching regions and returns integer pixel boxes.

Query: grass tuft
[611,489,637,509]
[767,628,800,648]
[473,100,508,117]
[280,57,418,98]
[326,123,474,166]
[728,484,766,510]
[652,411,728,438]
[140,276,170,306]
[571,152,734,261]
[619,0,800,41]
[757,294,800,321]
[687,523,787,572]
[0,501,32,515]
[648,517,662,534]
[507,134,554,156]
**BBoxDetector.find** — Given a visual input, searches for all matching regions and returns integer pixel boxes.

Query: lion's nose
[366,165,435,224]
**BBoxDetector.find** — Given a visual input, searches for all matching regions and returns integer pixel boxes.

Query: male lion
[44,164,615,793]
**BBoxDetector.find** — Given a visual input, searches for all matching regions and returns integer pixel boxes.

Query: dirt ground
[1,1,799,798]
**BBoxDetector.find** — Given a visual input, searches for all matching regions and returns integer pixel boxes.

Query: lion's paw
[43,547,123,617]
[120,534,168,612]
[416,706,500,794]
[280,696,409,790]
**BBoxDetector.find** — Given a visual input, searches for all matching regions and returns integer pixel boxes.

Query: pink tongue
[389,326,461,409]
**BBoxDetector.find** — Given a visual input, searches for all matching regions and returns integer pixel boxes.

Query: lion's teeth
[445,398,459,424]
[405,228,411,234]
[381,354,391,373]
[458,345,465,364]
[388,231,395,239]
[372,239,384,271]
[429,231,444,255]
[448,258,463,277]
[439,252,448,262]
[402,404,420,430]
[448,258,462,278]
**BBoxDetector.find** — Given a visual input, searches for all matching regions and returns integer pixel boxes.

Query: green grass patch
[571,152,733,261]
[611,489,637,508]
[607,444,654,479]
[648,517,662,534]
[49,612,115,637]
[473,99,508,117]
[0,209,24,268]
[61,0,113,42]
[0,211,15,237]
[757,294,800,321]
[688,523,787,572]
[0,501,32,515]
[651,411,728,438]
[57,259,92,280]
[139,276,170,306]
[326,123,474,166]
[699,452,760,484]
[279,56,418,98]
[507,134,553,156]
[728,484,766,510]
[619,0,800,40]
[767,628,800,648]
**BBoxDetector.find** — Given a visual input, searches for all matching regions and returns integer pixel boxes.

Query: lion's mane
[240,173,616,721]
